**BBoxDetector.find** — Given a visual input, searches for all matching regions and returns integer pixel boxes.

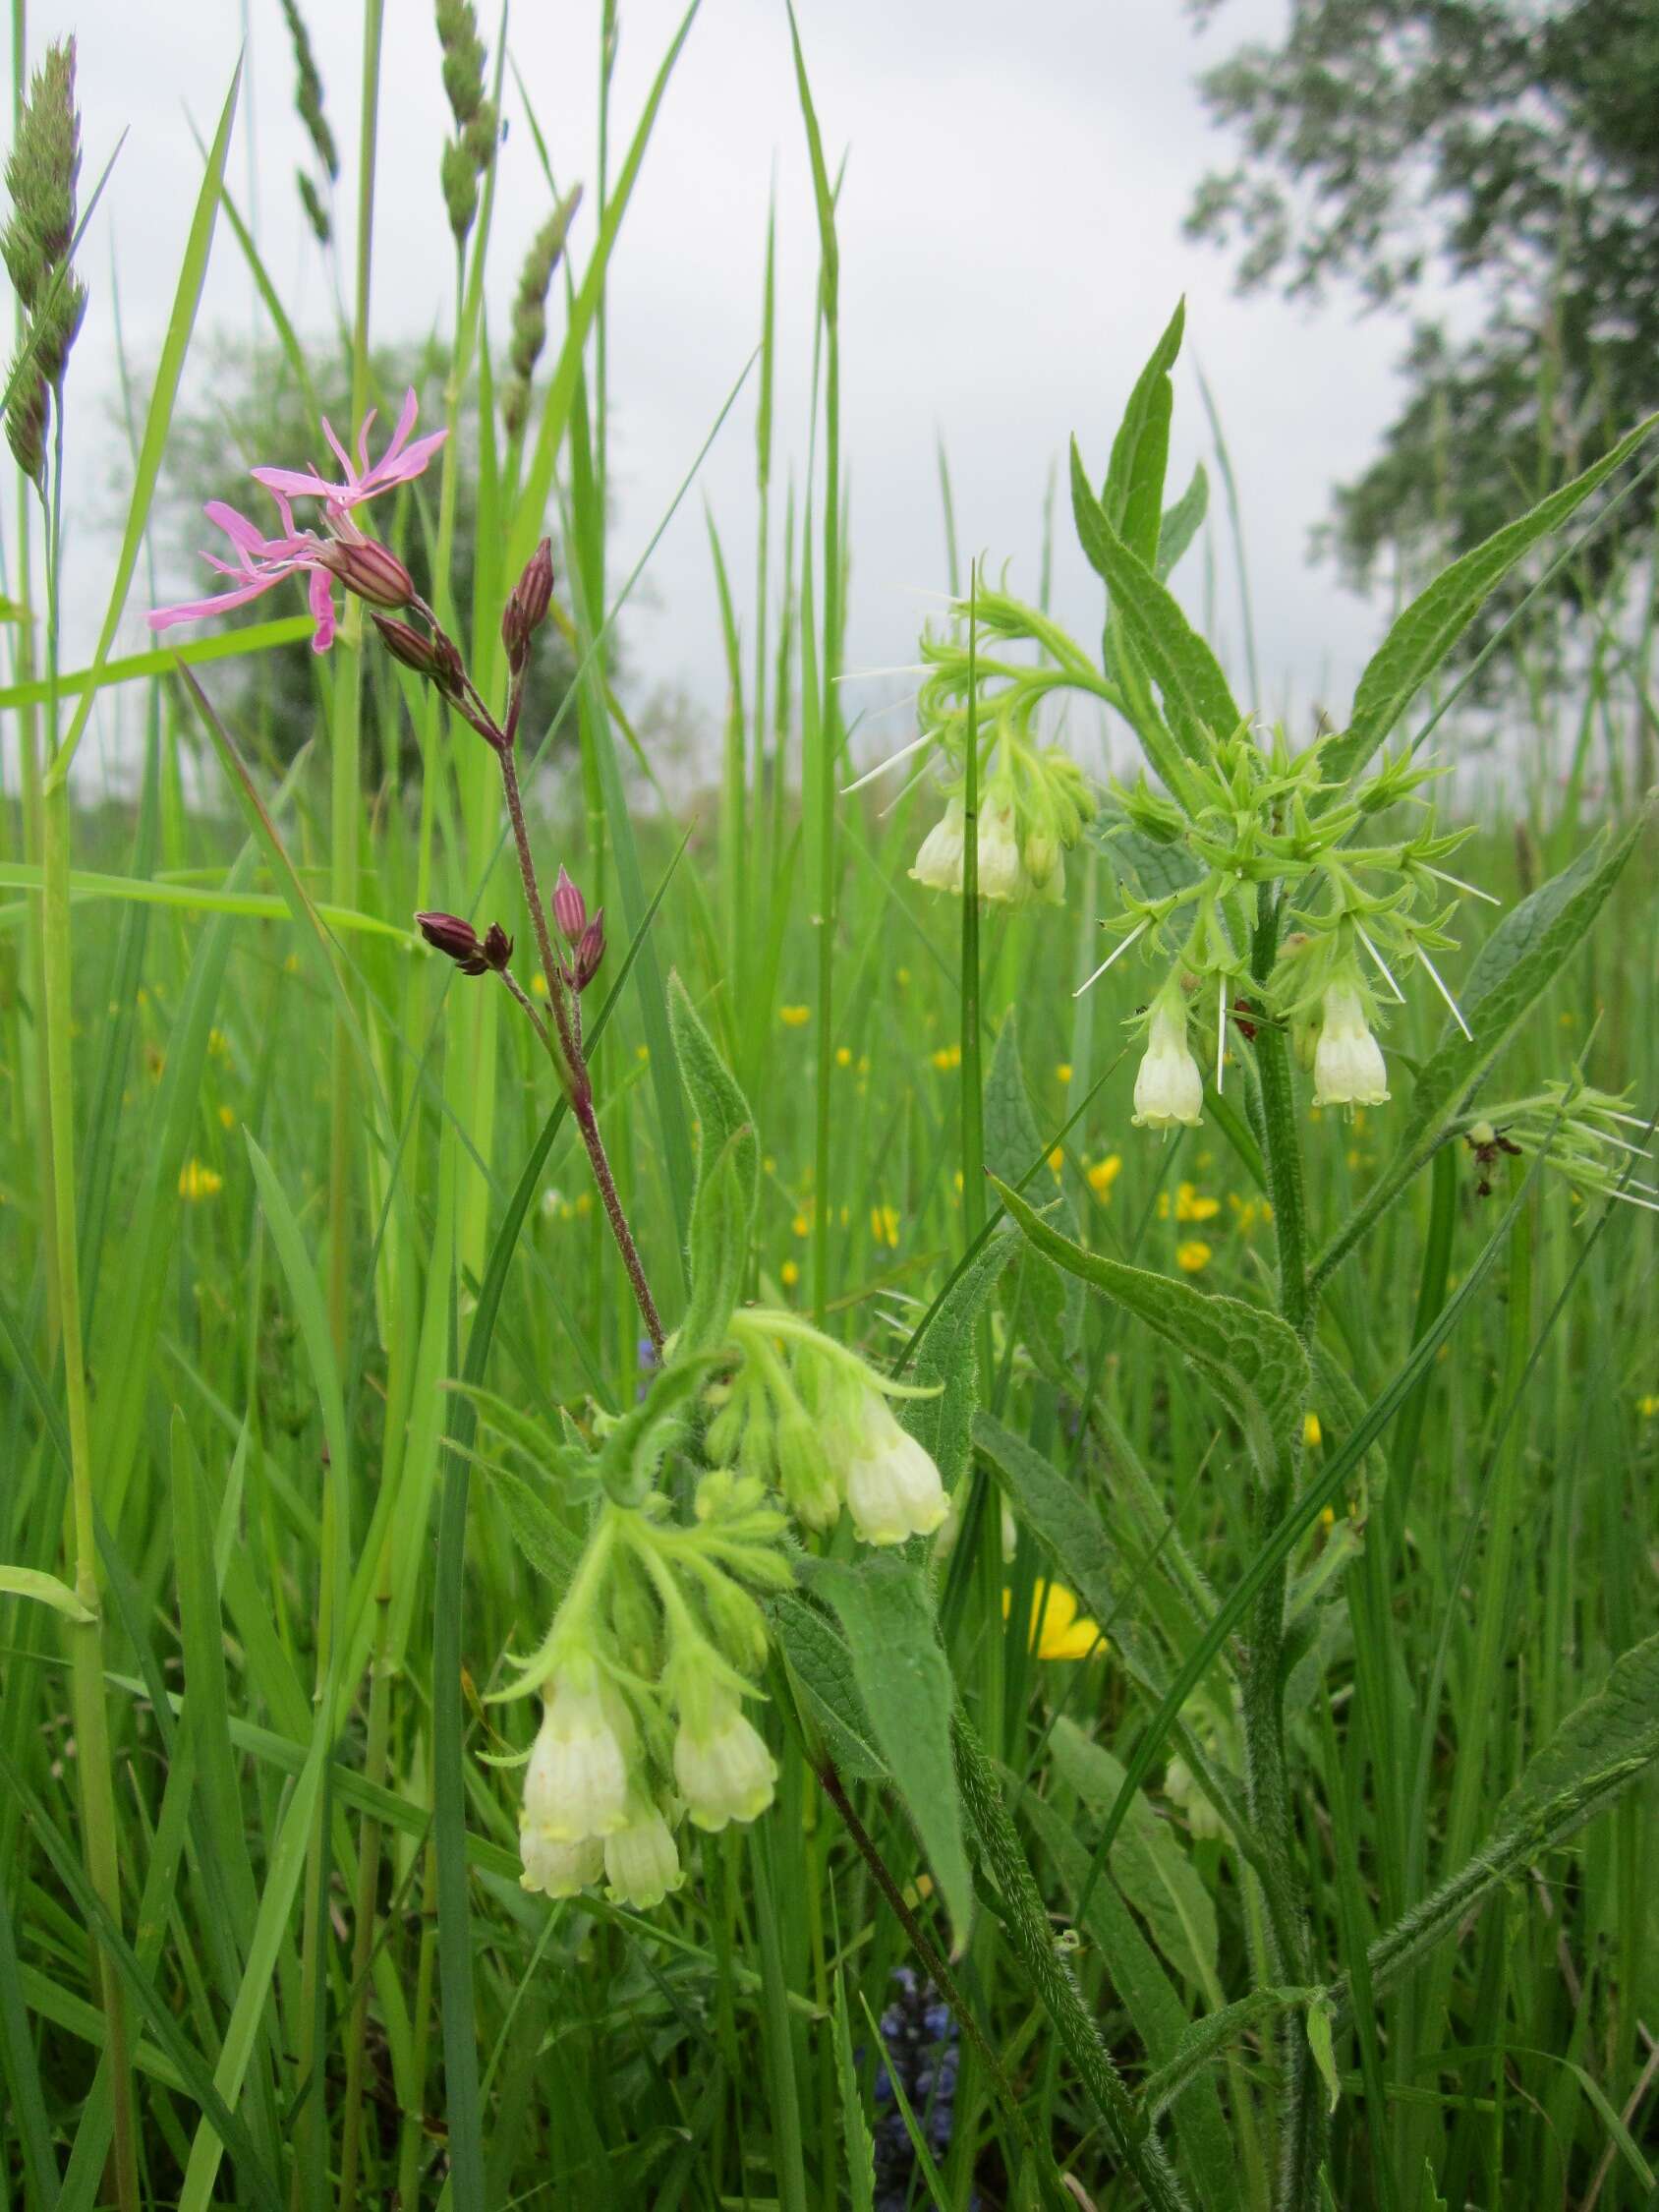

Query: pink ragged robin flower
[147,491,341,653]
[252,386,447,520]
[147,389,442,653]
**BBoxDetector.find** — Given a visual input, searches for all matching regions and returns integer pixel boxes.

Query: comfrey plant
[880,300,1658,2207]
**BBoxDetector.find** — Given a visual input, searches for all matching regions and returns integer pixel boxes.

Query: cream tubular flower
[523,1668,633,1843]
[519,1829,603,1898]
[910,795,966,892]
[975,797,1026,902]
[1312,980,1390,1107]
[1132,992,1203,1130]
[673,1686,777,1832]
[602,1801,684,1908]
[840,1397,949,1546]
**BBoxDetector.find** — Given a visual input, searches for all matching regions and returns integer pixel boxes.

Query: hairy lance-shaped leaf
[769,1589,887,1783]
[1072,439,1243,760]
[898,1223,1013,1490]
[995,1176,1309,1488]
[807,1555,973,1942]
[1158,461,1209,582]
[1103,297,1184,565]
[1049,1717,1220,1998]
[1325,410,1659,789]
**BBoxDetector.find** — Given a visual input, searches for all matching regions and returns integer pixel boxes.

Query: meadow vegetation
[2,9,1657,2210]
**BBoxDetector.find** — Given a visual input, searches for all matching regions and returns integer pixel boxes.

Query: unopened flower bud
[320,534,414,611]
[372,614,467,702]
[503,538,554,674]
[572,912,605,992]
[416,910,513,977]
[551,864,587,942]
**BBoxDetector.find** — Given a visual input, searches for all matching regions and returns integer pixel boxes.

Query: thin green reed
[787,2,841,1326]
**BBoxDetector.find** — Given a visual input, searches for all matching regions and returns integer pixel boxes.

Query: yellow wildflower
[931,1042,962,1072]
[531,973,548,997]
[1174,1240,1213,1274]
[1303,1412,1323,1449]
[217,1104,236,1130]
[1048,1146,1064,1175]
[1056,1063,1072,1084]
[1002,1581,1106,1662]
[1087,1155,1121,1200]
[836,1045,852,1068]
[1637,1394,1659,1420]
[636,1044,650,1063]
[1174,1181,1220,1224]
[780,1259,800,1289]
[1319,1505,1336,1532]
[779,1004,810,1027]
[207,1027,229,1060]
[178,1160,223,1202]
[871,1204,900,1250]
[792,1212,811,1239]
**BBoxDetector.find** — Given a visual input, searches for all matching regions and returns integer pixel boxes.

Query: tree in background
[1186,0,1659,678]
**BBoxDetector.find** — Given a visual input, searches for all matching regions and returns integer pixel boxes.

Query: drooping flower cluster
[1083,724,1487,1134]
[708,1309,950,1545]
[147,388,444,653]
[899,578,1098,906]
[506,1469,793,1908]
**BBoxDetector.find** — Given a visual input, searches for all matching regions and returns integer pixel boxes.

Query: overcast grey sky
[31,0,1410,784]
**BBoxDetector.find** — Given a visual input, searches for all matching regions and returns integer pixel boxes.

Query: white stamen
[1424,863,1501,906]
[1354,921,1406,1004]
[1073,916,1150,998]
[833,664,930,684]
[1215,984,1228,1093]
[1602,1108,1658,1132]
[1416,945,1472,1040]
[841,725,933,794]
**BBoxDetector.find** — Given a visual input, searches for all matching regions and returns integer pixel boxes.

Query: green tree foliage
[147,337,577,786]
[1186,0,1659,658]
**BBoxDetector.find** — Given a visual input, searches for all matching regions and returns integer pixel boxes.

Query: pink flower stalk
[252,386,447,520]
[147,493,341,654]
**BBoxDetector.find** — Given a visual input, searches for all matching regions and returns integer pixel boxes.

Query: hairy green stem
[1244,887,1323,2207]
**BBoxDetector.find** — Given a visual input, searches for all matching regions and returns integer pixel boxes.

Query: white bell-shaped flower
[519,1828,603,1898]
[976,798,1026,902]
[602,1801,684,1908]
[841,1397,949,1546]
[1312,981,1389,1107]
[523,1668,633,1843]
[909,795,966,892]
[674,1687,777,1832]
[1132,995,1203,1130]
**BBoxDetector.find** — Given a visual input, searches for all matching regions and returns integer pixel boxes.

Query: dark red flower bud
[373,614,469,704]
[322,534,415,611]
[502,536,554,674]
[572,909,605,992]
[551,864,587,942]
[417,910,485,971]
[416,911,514,978]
